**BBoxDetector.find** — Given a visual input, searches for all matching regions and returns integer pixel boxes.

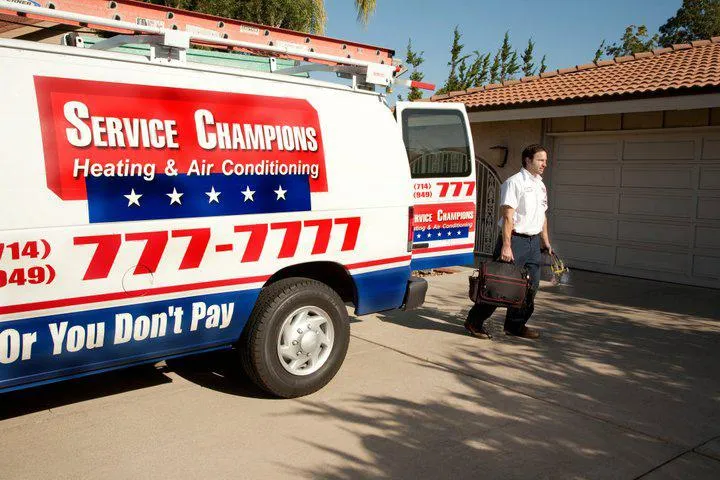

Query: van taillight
[407,206,414,252]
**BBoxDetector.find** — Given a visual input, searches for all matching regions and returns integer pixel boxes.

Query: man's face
[526,151,548,176]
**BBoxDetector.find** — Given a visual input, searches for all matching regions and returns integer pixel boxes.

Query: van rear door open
[396,102,476,271]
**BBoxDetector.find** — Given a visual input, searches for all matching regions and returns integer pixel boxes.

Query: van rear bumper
[402,277,427,311]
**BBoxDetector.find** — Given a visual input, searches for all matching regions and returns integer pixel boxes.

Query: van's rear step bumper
[402,277,427,310]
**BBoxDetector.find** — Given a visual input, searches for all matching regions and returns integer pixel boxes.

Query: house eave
[466,88,720,123]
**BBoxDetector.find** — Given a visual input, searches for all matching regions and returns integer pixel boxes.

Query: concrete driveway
[1,268,719,479]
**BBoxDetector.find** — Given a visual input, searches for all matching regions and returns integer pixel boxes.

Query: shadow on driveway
[285,270,720,478]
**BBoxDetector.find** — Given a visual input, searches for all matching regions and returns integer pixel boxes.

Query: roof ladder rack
[0,0,434,90]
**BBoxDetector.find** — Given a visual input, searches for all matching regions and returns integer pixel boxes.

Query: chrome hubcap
[277,306,334,376]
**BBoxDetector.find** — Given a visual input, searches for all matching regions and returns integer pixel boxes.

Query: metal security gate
[475,157,500,256]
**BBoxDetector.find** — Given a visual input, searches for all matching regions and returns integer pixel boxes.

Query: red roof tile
[633,51,652,59]
[431,38,720,108]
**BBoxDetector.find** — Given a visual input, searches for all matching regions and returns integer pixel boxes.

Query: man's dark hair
[521,144,547,168]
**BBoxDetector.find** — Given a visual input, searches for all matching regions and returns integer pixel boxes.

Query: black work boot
[505,325,540,339]
[464,319,492,339]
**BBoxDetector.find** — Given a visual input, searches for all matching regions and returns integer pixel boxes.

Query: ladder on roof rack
[0,0,435,90]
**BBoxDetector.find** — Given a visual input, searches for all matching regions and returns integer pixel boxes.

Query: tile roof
[428,38,720,109]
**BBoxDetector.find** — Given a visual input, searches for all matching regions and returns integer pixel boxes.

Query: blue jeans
[468,234,541,332]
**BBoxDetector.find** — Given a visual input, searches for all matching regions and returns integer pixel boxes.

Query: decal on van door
[33,76,327,221]
[412,202,475,243]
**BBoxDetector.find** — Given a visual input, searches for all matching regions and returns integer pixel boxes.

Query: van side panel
[0,40,413,391]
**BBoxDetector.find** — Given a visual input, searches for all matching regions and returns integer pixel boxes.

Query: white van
[0,2,475,397]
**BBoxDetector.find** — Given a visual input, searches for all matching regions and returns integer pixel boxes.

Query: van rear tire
[240,277,350,398]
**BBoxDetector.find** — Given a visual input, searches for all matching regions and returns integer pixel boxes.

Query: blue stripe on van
[411,252,474,271]
[0,288,260,391]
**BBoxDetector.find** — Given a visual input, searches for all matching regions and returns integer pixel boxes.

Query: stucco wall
[470,119,543,181]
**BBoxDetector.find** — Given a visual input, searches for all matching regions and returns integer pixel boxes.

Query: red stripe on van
[345,255,411,270]
[0,275,272,315]
[0,255,413,315]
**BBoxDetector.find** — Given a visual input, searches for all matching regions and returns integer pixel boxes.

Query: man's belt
[512,231,539,238]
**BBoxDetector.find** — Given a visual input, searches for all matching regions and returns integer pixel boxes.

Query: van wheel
[240,277,350,398]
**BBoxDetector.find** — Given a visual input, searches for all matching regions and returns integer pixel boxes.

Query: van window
[401,109,471,178]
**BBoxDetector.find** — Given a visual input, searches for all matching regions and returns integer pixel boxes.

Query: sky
[320,0,683,101]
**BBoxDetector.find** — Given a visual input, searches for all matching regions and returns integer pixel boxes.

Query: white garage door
[549,131,720,289]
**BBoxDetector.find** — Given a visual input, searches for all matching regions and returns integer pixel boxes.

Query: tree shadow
[280,271,720,478]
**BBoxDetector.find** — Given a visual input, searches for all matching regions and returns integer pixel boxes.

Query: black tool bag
[468,261,530,308]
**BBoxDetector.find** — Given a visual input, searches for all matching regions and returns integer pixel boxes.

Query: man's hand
[541,218,552,256]
[500,244,514,263]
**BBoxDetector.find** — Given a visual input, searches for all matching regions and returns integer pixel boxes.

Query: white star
[447,231,454,236]
[415,233,421,239]
[206,186,221,204]
[457,230,462,235]
[167,187,183,205]
[274,185,287,200]
[437,232,443,237]
[426,232,432,238]
[124,188,142,207]
[241,186,255,202]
